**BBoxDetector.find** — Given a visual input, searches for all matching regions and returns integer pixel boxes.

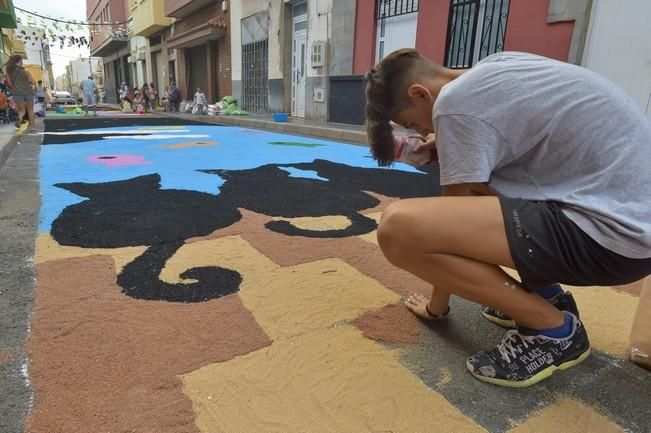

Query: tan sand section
[629,279,651,369]
[161,235,400,339]
[159,141,218,149]
[27,255,271,433]
[190,209,432,297]
[182,326,486,433]
[568,285,638,357]
[35,233,145,273]
[508,398,625,433]
[499,267,636,358]
[271,215,352,231]
[358,211,382,245]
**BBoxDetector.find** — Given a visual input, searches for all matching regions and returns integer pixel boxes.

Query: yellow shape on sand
[160,235,400,339]
[182,326,485,433]
[159,141,218,149]
[358,211,382,244]
[35,233,146,274]
[271,215,352,231]
[508,398,625,433]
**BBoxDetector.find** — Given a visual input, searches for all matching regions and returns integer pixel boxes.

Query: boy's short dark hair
[364,49,440,166]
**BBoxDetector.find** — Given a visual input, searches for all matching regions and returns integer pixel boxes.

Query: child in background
[193,88,207,115]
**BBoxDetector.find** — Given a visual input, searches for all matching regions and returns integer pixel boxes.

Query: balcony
[131,0,172,38]
[90,31,129,57]
[165,0,214,18]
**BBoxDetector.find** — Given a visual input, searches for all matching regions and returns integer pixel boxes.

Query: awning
[166,19,227,49]
[0,0,17,29]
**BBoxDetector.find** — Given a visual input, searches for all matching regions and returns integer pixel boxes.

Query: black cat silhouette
[51,160,441,303]
[204,159,440,237]
[52,174,242,303]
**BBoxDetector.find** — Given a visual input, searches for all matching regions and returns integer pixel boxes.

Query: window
[375,0,419,62]
[444,0,510,68]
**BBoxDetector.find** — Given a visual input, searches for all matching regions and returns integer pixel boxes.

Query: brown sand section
[508,398,625,433]
[567,285,638,357]
[159,140,218,149]
[271,215,352,231]
[189,209,432,297]
[35,233,146,273]
[352,302,421,344]
[161,236,400,339]
[182,326,486,433]
[26,255,271,433]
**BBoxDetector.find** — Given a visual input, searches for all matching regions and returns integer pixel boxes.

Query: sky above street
[14,0,90,77]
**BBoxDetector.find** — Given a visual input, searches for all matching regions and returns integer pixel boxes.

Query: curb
[0,132,20,172]
[156,111,368,145]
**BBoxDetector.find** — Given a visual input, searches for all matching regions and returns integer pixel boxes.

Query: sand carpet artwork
[26,117,648,433]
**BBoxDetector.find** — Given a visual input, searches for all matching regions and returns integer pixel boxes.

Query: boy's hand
[409,133,436,153]
[408,133,438,163]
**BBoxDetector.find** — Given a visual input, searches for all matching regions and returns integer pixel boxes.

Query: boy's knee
[378,203,412,264]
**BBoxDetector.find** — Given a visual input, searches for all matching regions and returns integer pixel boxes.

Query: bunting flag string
[14,6,131,50]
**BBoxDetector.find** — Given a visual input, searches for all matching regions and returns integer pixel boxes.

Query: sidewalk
[101,103,368,144]
[0,123,19,170]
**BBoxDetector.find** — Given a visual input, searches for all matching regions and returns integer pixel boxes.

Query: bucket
[272,112,289,122]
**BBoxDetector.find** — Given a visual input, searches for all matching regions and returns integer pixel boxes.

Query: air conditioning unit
[127,55,135,63]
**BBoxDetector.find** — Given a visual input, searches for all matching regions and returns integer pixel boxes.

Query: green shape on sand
[269,141,325,148]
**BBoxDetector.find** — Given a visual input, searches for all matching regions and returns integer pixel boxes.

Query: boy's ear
[407,84,433,102]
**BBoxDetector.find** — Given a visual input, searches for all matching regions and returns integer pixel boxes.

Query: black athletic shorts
[499,195,651,290]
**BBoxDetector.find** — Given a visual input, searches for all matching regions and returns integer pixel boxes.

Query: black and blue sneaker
[481,291,580,328]
[466,312,590,387]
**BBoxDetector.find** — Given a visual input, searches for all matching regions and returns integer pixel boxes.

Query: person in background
[119,81,128,101]
[0,72,7,93]
[148,82,158,109]
[167,81,180,112]
[5,55,36,128]
[193,87,207,115]
[79,75,98,116]
[35,80,46,103]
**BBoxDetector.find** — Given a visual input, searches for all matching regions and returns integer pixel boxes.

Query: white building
[230,0,356,122]
[67,57,104,95]
[582,0,651,120]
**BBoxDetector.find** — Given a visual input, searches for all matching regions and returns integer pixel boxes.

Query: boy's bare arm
[443,183,497,196]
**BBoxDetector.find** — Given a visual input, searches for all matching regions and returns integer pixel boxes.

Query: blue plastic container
[272,112,289,122]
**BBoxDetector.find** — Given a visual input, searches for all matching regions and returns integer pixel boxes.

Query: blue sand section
[39,125,424,233]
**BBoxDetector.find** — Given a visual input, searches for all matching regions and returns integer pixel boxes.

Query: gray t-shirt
[433,51,651,259]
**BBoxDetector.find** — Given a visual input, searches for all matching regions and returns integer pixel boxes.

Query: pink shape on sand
[87,154,153,167]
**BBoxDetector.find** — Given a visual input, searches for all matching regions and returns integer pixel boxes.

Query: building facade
[229,0,357,123]
[87,0,130,103]
[581,0,651,120]
[345,0,592,125]
[164,0,231,104]
[131,0,174,96]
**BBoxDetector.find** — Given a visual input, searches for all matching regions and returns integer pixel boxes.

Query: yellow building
[130,0,171,38]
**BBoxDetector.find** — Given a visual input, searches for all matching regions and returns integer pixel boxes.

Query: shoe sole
[467,347,591,388]
[480,310,516,329]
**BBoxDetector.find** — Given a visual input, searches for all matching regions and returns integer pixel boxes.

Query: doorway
[291,2,307,118]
